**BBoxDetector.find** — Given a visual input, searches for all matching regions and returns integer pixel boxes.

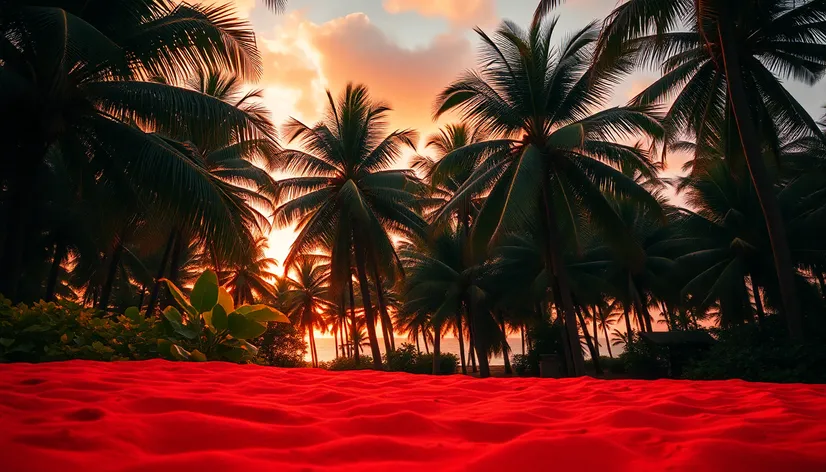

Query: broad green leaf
[217,287,235,314]
[163,306,183,325]
[124,307,142,323]
[227,313,267,340]
[202,310,215,333]
[0,338,15,348]
[240,305,289,323]
[189,349,207,362]
[218,345,248,363]
[169,344,192,361]
[238,339,259,356]
[211,304,228,332]
[161,278,197,317]
[191,270,219,313]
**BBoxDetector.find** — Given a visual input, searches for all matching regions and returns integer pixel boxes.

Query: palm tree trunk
[576,306,601,375]
[468,332,477,372]
[751,277,765,324]
[168,231,185,287]
[816,270,826,304]
[369,257,394,355]
[717,16,803,341]
[603,324,614,358]
[591,308,601,359]
[630,278,652,332]
[308,327,317,367]
[145,231,176,317]
[45,242,67,302]
[500,319,512,375]
[521,324,526,355]
[137,285,146,309]
[456,312,467,374]
[334,326,339,358]
[99,239,126,312]
[353,240,383,369]
[348,275,360,363]
[541,181,586,376]
[415,334,421,353]
[623,303,633,341]
[432,321,441,375]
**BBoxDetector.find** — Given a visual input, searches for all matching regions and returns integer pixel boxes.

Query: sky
[233,0,826,268]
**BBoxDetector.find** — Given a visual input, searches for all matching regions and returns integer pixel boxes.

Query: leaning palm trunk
[432,321,442,375]
[500,319,512,375]
[543,183,586,376]
[456,312,467,374]
[98,239,126,312]
[145,232,176,316]
[347,276,360,363]
[576,306,601,375]
[353,239,384,369]
[717,14,803,341]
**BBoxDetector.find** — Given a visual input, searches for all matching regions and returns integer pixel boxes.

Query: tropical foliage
[2,0,826,380]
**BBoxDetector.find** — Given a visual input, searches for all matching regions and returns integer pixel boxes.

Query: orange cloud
[257,12,475,139]
[383,0,497,27]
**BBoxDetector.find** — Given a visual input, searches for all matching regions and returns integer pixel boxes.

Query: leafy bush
[383,343,458,374]
[385,343,418,372]
[0,297,160,362]
[619,335,669,379]
[683,317,826,383]
[320,355,375,371]
[156,270,290,362]
[253,322,308,367]
[417,352,459,374]
[512,354,532,376]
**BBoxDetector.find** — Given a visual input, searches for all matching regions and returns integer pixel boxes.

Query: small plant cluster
[317,343,459,374]
[0,270,292,365]
[156,270,289,362]
[0,297,160,362]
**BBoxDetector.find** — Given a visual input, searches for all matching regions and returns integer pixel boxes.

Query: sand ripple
[1,360,824,471]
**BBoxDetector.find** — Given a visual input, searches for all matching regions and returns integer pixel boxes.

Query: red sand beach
[1,360,825,472]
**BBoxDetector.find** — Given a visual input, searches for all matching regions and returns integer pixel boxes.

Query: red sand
[1,360,825,472]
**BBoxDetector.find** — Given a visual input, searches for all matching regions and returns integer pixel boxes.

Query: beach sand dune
[1,360,824,471]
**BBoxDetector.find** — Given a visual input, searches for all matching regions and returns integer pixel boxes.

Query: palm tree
[273,83,426,369]
[413,123,491,375]
[598,0,826,341]
[595,303,618,358]
[282,254,332,367]
[434,9,664,375]
[0,1,267,301]
[221,239,279,305]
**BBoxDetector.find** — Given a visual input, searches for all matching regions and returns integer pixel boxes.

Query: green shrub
[683,317,826,383]
[512,354,532,376]
[619,335,669,379]
[416,352,459,374]
[0,297,160,362]
[383,343,458,374]
[385,343,418,372]
[253,322,307,367]
[320,355,375,371]
[155,270,290,362]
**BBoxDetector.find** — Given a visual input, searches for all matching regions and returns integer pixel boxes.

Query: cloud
[382,0,497,27]
[257,12,475,139]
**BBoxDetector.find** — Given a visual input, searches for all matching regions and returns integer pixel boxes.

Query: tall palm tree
[282,254,332,367]
[413,123,490,375]
[0,1,267,301]
[433,9,664,376]
[221,239,279,305]
[598,0,826,340]
[274,83,426,369]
